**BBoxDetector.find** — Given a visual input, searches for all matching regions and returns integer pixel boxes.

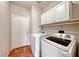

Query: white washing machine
[41,33,77,57]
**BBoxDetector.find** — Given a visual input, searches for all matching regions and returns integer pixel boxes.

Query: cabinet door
[46,9,54,24]
[41,8,54,25]
[41,13,46,25]
[53,2,69,22]
[45,11,49,24]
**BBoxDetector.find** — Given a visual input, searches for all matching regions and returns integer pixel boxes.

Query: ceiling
[72,1,79,4]
[10,1,61,10]
[10,1,51,9]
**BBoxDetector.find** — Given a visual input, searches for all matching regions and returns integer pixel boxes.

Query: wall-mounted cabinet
[41,1,79,25]
[41,13,46,25]
[53,2,71,22]
[41,8,54,25]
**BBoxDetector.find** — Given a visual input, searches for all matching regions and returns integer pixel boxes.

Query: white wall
[30,5,42,56]
[11,4,31,49]
[0,1,11,56]
[31,5,41,33]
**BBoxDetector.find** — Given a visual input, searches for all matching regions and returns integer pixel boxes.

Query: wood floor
[8,45,33,57]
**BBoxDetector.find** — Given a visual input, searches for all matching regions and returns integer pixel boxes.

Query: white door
[11,5,30,49]
[11,15,30,49]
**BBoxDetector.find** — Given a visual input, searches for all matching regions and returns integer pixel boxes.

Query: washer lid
[46,36,71,47]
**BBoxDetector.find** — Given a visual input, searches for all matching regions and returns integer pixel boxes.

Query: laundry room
[0,1,79,57]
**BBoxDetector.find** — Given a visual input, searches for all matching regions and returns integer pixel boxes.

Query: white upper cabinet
[41,1,79,25]
[41,1,70,25]
[46,8,54,24]
[45,10,52,24]
[53,2,70,22]
[41,13,46,25]
[41,8,54,25]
